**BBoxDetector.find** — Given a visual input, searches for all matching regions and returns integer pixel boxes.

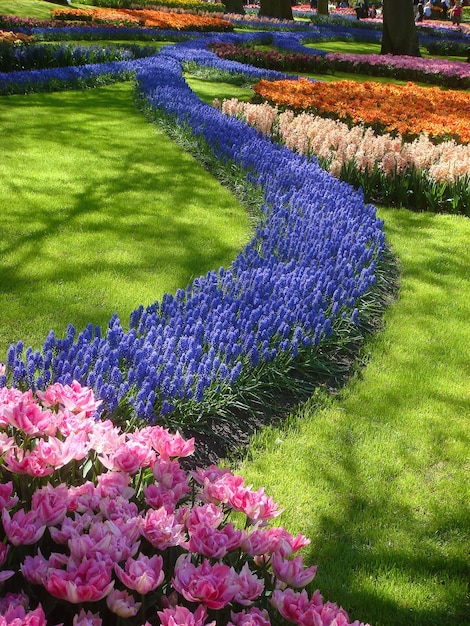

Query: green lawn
[239,208,470,626]
[0,82,251,356]
[0,0,87,18]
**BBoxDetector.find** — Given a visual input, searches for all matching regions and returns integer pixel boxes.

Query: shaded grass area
[239,209,470,626]
[0,82,251,357]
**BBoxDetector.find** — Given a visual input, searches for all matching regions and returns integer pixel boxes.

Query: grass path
[0,82,251,356]
[239,208,470,626]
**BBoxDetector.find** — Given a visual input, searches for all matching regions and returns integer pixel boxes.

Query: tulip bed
[0,380,373,626]
[216,98,470,214]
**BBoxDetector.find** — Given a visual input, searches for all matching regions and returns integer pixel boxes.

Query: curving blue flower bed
[1,36,386,430]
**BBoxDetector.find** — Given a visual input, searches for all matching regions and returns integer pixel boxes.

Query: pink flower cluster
[0,382,370,626]
[326,52,470,84]
[217,98,470,184]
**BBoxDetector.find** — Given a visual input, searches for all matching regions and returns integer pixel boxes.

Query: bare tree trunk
[317,0,329,14]
[381,0,421,56]
[259,0,293,19]
[224,0,245,14]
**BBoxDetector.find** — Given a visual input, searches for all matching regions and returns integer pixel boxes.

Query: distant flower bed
[252,77,470,144]
[52,7,233,31]
[209,40,470,89]
[216,98,470,214]
[0,381,371,626]
[91,0,225,10]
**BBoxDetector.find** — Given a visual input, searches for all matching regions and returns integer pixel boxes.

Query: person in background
[424,0,433,16]
[450,0,463,25]
[440,0,449,17]
[416,0,424,19]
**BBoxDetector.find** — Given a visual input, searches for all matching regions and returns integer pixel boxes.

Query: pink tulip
[45,557,114,603]
[0,602,48,626]
[1,398,56,436]
[100,440,152,474]
[272,553,317,588]
[229,608,272,626]
[72,609,102,626]
[106,589,141,618]
[143,425,195,459]
[157,604,215,626]
[0,482,18,510]
[114,553,164,594]
[2,507,46,546]
[2,446,53,477]
[229,486,282,523]
[140,507,186,550]
[0,433,14,456]
[67,482,101,513]
[187,521,244,559]
[200,471,245,506]
[172,554,241,610]
[233,562,264,606]
[190,464,234,487]
[31,483,69,526]
[96,470,135,499]
[37,380,101,418]
[185,503,224,531]
[242,527,310,558]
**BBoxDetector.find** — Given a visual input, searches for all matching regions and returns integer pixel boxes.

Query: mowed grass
[0,0,86,18]
[0,82,251,357]
[238,209,470,626]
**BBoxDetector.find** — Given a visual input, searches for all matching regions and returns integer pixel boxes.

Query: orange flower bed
[52,7,232,30]
[253,78,470,144]
[0,30,34,44]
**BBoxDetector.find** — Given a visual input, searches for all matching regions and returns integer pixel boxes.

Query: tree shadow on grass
[0,84,251,355]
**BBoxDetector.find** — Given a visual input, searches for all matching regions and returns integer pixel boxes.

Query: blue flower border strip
[2,37,386,426]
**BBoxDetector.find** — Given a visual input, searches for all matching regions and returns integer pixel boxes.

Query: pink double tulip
[0,542,13,583]
[233,562,265,606]
[172,554,241,610]
[31,483,69,526]
[44,557,115,603]
[140,506,186,550]
[2,507,46,546]
[72,608,102,626]
[114,553,164,594]
[0,482,18,510]
[272,588,369,626]
[157,604,215,626]
[228,607,271,626]
[106,589,141,618]
[187,521,244,559]
[143,425,195,460]
[272,553,317,588]
[37,380,101,418]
